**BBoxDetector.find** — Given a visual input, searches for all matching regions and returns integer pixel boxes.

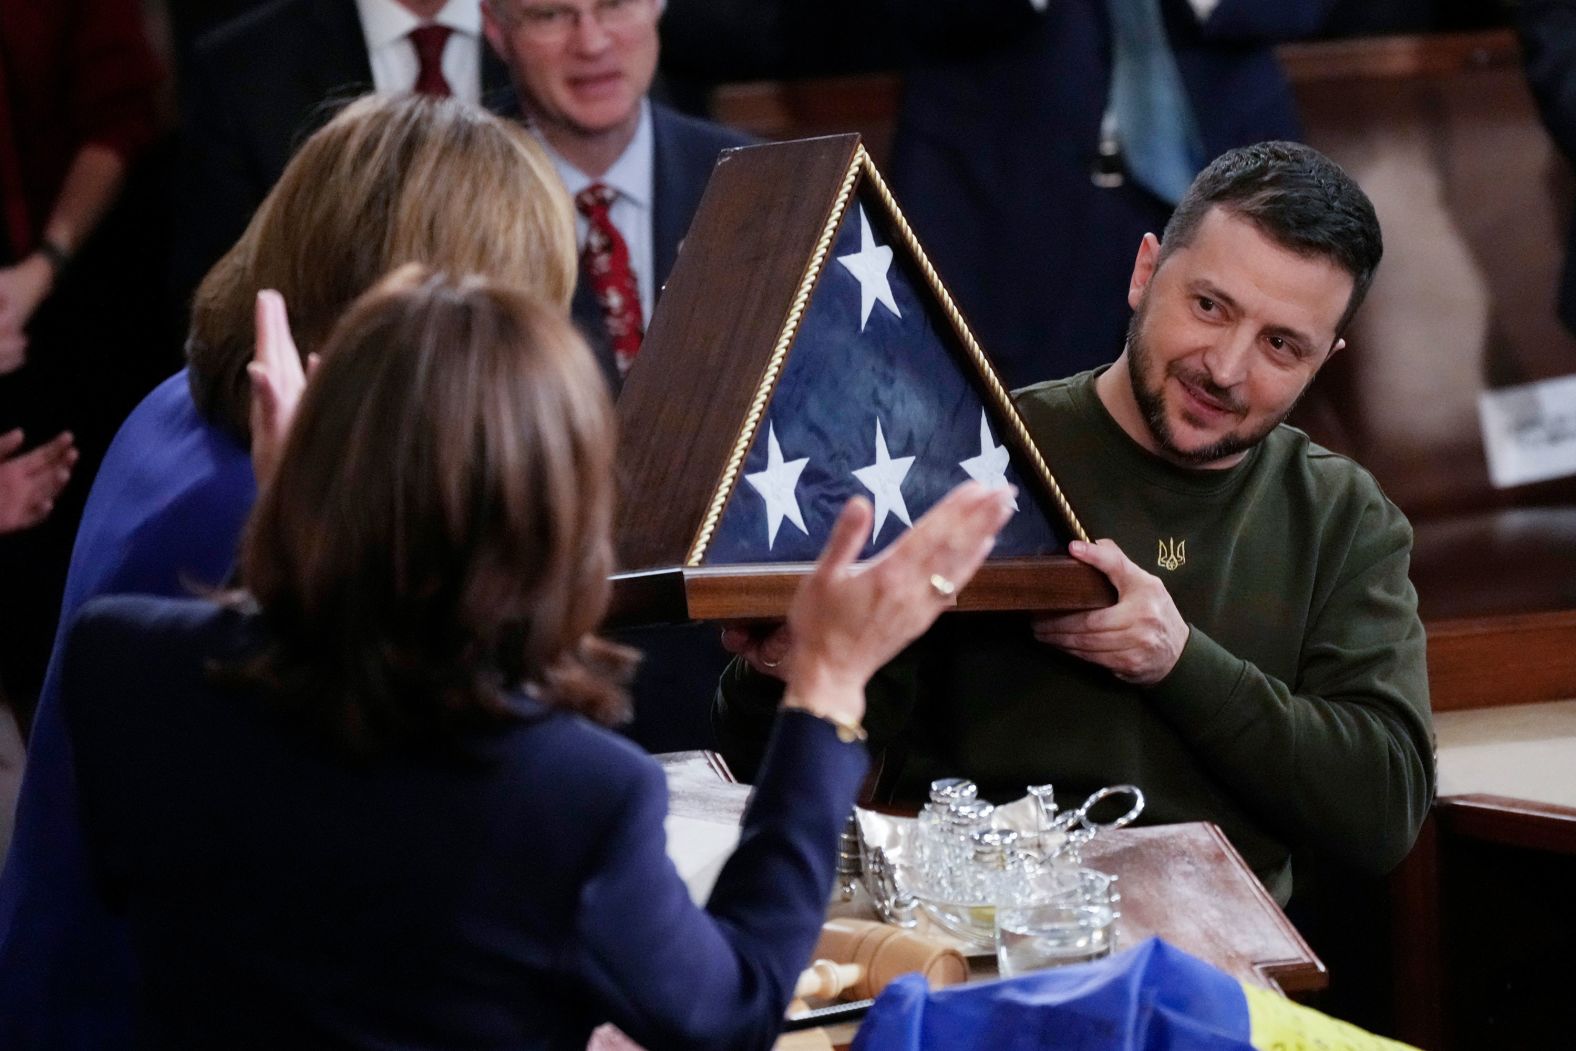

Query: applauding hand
[0,429,77,534]
[247,290,318,488]
[778,482,1015,731]
[0,256,53,374]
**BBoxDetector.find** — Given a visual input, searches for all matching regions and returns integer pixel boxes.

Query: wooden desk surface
[658,752,1325,996]
[1082,822,1323,994]
[1428,696,1576,855]
[1434,698,1576,809]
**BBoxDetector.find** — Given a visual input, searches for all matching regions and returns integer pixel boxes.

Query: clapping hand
[746,482,1015,729]
[0,429,77,534]
[246,290,317,487]
[1030,538,1189,685]
[0,257,54,374]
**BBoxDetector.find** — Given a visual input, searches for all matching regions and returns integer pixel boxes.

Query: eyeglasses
[502,0,656,43]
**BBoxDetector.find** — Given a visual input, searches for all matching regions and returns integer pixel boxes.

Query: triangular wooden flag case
[609,134,1112,625]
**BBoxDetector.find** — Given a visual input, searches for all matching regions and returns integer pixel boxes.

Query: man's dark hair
[1159,141,1383,337]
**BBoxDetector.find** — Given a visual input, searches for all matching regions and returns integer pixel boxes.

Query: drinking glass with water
[995,867,1120,975]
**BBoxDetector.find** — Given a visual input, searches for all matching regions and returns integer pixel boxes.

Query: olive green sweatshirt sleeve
[1146,500,1435,876]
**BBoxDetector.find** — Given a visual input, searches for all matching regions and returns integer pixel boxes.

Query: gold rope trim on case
[685,145,867,566]
[856,153,1091,544]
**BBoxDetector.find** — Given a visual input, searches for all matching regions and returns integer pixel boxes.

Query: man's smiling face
[1123,206,1355,468]
[485,0,659,147]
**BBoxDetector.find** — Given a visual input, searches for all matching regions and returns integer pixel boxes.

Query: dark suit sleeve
[69,0,165,162]
[1194,0,1336,42]
[838,0,1044,54]
[168,43,266,307]
[568,711,868,1051]
[1521,1,1576,164]
[661,0,1041,80]
[711,657,787,783]
[56,601,135,908]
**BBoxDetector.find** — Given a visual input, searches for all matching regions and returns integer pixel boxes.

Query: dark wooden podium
[608,134,1113,627]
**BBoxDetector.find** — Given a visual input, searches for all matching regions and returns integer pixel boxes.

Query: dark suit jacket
[1520,0,1576,334]
[169,0,511,302]
[569,102,754,392]
[63,595,868,1051]
[888,0,1337,389]
[553,102,751,755]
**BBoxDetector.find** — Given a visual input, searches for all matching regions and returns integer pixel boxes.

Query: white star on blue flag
[958,410,1019,511]
[743,422,810,549]
[702,193,1067,565]
[852,418,916,540]
[835,205,901,331]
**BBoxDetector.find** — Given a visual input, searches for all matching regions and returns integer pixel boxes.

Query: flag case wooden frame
[609,134,1112,626]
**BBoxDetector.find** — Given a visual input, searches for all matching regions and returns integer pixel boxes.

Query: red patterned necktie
[575,183,644,376]
[408,25,453,97]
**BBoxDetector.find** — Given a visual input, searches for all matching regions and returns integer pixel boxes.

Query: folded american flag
[702,193,1070,565]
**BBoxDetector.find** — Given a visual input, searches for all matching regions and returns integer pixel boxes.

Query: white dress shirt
[537,101,658,324]
[354,0,483,105]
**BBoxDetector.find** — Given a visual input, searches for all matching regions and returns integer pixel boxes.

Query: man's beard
[1124,301,1299,467]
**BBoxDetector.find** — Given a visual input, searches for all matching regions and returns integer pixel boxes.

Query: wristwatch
[37,237,71,278]
[789,706,867,744]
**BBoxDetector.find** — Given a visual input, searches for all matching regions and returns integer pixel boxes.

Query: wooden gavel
[793,918,969,1002]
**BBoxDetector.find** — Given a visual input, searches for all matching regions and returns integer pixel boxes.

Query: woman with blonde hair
[187,93,575,443]
[0,94,576,1050]
[62,268,1013,1049]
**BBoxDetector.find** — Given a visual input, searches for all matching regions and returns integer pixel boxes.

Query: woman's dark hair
[234,267,631,750]
[1160,141,1384,336]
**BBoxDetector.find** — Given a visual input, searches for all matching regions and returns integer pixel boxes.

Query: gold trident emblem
[1157,538,1186,571]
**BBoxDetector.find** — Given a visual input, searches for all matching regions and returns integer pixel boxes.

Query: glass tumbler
[994,867,1119,976]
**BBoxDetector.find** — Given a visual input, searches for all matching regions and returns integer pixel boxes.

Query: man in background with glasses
[485,0,750,761]
[484,0,750,392]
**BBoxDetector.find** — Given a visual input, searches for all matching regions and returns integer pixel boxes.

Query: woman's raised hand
[780,481,1015,730]
[246,290,317,488]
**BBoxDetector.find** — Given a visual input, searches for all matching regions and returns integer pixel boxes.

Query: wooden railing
[1426,609,1576,712]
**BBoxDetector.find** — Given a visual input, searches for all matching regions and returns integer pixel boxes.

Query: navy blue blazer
[888,0,1336,389]
[170,0,513,301]
[0,372,256,1051]
[63,595,867,1050]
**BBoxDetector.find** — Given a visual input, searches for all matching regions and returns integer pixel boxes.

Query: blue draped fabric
[852,938,1256,1051]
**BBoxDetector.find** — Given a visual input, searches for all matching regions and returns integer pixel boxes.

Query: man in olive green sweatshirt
[713,142,1435,904]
